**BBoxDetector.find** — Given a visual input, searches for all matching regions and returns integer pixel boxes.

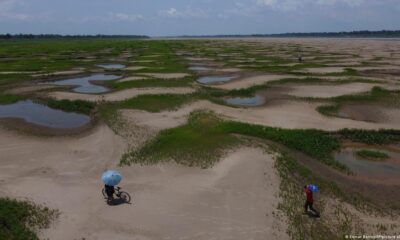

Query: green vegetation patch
[356,150,389,160]
[218,121,343,170]
[0,74,33,87]
[0,93,23,104]
[316,104,340,116]
[122,110,345,170]
[0,198,59,240]
[121,110,239,168]
[338,129,400,145]
[46,99,95,115]
[132,41,188,73]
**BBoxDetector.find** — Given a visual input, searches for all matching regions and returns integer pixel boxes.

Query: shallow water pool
[97,64,126,69]
[0,100,90,128]
[50,74,121,93]
[197,75,238,84]
[334,147,400,176]
[225,95,264,107]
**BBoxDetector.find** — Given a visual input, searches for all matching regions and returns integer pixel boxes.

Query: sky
[0,0,399,36]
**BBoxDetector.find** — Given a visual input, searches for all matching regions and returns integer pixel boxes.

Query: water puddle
[197,75,238,84]
[49,74,121,93]
[225,95,264,107]
[334,147,400,176]
[97,64,126,69]
[0,100,90,128]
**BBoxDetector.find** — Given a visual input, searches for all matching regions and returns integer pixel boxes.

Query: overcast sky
[0,0,399,36]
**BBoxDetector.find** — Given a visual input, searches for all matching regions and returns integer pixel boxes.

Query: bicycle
[102,186,131,204]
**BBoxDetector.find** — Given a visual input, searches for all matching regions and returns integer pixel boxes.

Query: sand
[117,76,148,83]
[142,73,190,79]
[186,57,212,61]
[124,66,147,71]
[353,66,400,71]
[213,74,297,90]
[218,68,242,73]
[287,83,379,98]
[121,100,400,131]
[0,124,288,240]
[32,69,85,77]
[340,103,400,124]
[48,87,195,102]
[301,67,345,74]
[324,61,361,67]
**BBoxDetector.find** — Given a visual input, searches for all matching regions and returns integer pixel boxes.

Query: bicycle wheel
[120,191,131,203]
[102,188,107,198]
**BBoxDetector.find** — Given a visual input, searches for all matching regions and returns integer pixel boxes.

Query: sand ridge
[212,74,297,90]
[117,76,148,82]
[141,73,190,79]
[31,69,85,77]
[286,82,381,98]
[124,66,147,71]
[120,99,400,131]
[48,87,195,102]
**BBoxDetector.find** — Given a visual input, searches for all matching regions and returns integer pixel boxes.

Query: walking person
[304,184,320,217]
[298,54,303,62]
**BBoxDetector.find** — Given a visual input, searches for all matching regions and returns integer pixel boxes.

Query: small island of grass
[356,149,389,161]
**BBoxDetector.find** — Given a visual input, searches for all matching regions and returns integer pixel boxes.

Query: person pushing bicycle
[102,170,131,205]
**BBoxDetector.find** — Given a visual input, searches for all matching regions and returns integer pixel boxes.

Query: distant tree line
[0,34,149,39]
[177,30,400,38]
[2,30,400,39]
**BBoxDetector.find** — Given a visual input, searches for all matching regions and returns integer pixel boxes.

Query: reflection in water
[49,74,121,93]
[97,64,126,69]
[334,147,400,176]
[0,100,90,128]
[225,95,264,107]
[197,75,238,84]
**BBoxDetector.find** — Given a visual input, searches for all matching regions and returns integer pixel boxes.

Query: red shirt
[305,187,313,203]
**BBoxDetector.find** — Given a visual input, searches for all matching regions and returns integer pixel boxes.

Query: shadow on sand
[305,210,320,218]
[105,198,132,206]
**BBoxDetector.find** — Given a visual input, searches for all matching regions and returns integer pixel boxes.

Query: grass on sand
[121,110,344,170]
[0,198,59,240]
[121,111,240,168]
